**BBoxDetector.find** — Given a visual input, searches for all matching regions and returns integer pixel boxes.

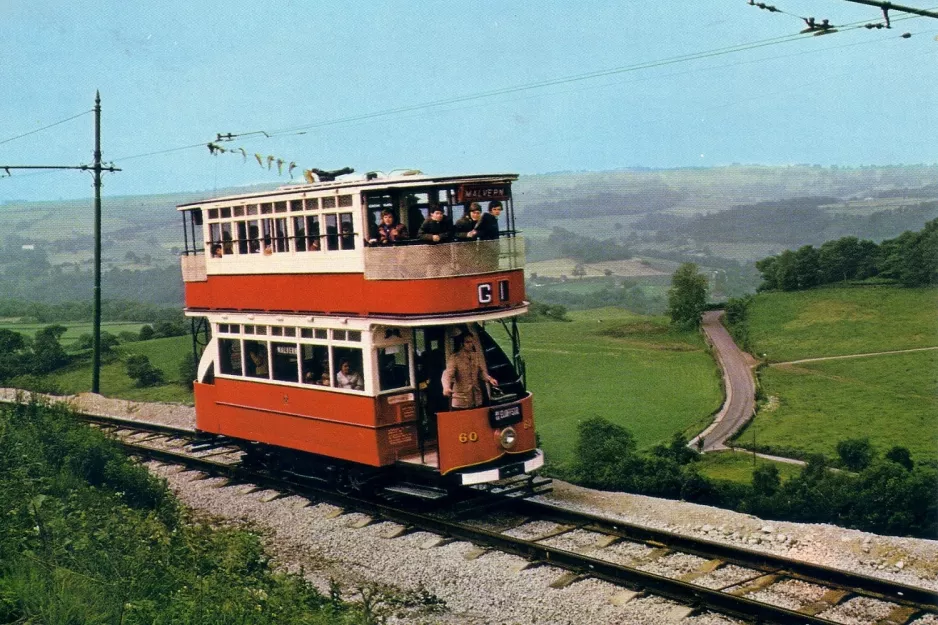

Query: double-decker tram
[178,170,545,498]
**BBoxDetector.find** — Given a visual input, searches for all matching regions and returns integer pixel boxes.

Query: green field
[748,287,938,362]
[518,308,722,470]
[0,321,147,347]
[739,350,938,464]
[39,335,193,404]
[695,449,803,483]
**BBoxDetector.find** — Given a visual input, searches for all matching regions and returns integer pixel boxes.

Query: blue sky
[2,0,936,201]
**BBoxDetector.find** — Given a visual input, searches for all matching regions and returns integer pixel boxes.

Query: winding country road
[688,310,758,452]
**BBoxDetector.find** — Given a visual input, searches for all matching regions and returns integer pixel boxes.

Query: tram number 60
[458,432,479,443]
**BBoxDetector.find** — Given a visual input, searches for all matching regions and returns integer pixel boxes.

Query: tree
[0,329,28,381]
[752,464,781,497]
[885,446,914,471]
[837,437,875,471]
[178,353,198,390]
[572,264,586,278]
[31,324,68,374]
[138,325,155,341]
[572,417,637,488]
[667,263,708,329]
[792,245,821,289]
[125,354,164,387]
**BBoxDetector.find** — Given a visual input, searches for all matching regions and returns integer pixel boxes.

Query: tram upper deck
[178,172,526,317]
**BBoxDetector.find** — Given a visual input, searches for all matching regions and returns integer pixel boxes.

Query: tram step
[382,483,450,501]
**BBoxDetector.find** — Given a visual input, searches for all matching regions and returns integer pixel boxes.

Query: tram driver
[442,333,498,409]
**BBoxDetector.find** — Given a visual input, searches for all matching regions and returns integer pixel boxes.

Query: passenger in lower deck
[442,333,498,409]
[335,358,364,390]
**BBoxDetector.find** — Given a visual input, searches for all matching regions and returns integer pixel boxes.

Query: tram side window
[271,342,298,383]
[300,344,330,385]
[236,220,261,254]
[209,223,221,250]
[377,345,411,391]
[261,219,274,254]
[293,215,321,252]
[273,217,288,252]
[324,214,339,251]
[332,347,364,390]
[244,339,269,378]
[339,212,355,250]
[220,222,233,254]
[219,338,243,376]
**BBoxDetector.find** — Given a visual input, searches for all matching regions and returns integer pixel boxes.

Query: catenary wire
[0,110,93,148]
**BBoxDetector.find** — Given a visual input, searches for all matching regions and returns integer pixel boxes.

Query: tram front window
[219,338,242,376]
[377,345,411,391]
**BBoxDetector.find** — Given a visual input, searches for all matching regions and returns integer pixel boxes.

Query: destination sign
[489,403,522,428]
[458,184,509,203]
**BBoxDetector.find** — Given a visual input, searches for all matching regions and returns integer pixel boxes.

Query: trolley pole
[92,92,103,393]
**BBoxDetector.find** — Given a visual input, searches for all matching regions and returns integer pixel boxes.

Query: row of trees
[0,299,186,324]
[756,218,938,290]
[569,417,937,537]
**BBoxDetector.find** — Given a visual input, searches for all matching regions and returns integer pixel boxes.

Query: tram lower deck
[190,312,542,485]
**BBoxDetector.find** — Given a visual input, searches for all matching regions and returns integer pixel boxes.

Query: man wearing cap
[417,206,453,244]
[477,200,502,240]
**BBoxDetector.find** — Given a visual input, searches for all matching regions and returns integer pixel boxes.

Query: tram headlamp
[499,427,517,450]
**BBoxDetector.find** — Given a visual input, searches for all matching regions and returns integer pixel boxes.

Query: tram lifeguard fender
[183,271,525,316]
[436,394,536,475]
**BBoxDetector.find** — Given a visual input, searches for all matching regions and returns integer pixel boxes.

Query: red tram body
[179,172,543,491]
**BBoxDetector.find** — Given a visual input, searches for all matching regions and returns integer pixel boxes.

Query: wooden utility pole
[0,92,119,393]
[92,92,103,393]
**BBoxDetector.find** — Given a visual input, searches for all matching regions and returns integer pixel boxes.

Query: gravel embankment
[7,390,937,625]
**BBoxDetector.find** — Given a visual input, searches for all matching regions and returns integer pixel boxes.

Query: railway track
[89,413,938,625]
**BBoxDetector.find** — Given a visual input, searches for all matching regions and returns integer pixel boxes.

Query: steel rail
[507,499,938,611]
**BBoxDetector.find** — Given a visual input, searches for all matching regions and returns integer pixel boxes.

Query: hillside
[733,286,938,464]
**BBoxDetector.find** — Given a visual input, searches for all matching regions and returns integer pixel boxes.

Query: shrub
[752,464,781,497]
[836,438,876,471]
[178,352,198,390]
[885,446,914,471]
[125,354,164,387]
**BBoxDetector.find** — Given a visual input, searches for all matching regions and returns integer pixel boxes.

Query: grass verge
[737,350,938,464]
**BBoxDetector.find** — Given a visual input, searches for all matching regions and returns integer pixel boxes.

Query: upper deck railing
[362,238,524,280]
[181,236,525,283]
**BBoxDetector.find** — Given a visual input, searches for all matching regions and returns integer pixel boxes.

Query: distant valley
[0,165,936,307]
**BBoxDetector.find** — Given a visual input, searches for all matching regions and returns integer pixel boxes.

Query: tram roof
[176,172,519,210]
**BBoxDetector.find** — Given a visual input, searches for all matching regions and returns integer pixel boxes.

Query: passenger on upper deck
[211,244,224,258]
[417,206,453,244]
[375,209,409,245]
[454,203,484,241]
[477,200,502,240]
